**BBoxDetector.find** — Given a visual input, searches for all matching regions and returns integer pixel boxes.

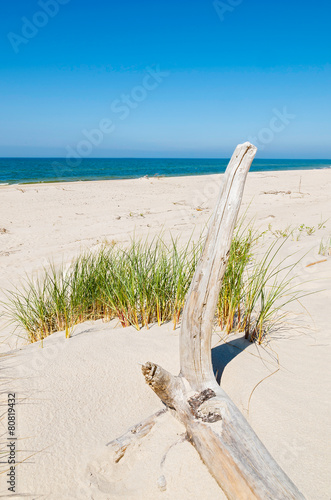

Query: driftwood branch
[142,142,305,499]
[108,142,305,499]
[106,408,167,463]
[180,142,257,391]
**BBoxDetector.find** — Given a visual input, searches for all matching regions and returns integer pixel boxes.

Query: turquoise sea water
[0,158,330,185]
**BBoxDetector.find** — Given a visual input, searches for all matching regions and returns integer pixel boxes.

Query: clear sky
[0,0,330,158]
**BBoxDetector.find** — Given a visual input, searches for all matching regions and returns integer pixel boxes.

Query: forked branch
[142,142,305,499]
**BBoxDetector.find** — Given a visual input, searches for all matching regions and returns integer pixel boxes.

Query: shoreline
[1,166,331,188]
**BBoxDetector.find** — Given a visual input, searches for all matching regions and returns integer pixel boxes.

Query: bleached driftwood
[106,409,167,463]
[110,143,305,499]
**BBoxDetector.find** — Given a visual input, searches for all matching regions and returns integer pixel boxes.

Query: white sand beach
[1,169,331,499]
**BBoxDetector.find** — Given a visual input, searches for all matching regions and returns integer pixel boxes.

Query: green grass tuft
[3,229,306,344]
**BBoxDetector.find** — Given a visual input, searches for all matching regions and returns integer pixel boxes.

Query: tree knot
[187,388,223,423]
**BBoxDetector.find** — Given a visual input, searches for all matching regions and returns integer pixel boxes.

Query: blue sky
[0,0,330,158]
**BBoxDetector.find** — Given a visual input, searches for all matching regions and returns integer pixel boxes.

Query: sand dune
[1,169,331,499]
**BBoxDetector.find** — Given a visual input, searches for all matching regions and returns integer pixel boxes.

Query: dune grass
[3,229,306,344]
[318,236,331,256]
[240,239,307,343]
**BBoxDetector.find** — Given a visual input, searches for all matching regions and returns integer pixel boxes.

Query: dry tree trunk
[110,143,305,499]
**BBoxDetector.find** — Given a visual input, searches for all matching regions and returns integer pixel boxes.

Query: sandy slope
[1,169,331,499]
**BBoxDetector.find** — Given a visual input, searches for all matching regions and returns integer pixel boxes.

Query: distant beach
[0,157,330,185]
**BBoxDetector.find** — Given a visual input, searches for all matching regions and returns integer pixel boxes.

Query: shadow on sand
[211,336,251,385]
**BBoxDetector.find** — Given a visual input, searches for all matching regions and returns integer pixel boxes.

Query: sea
[0,158,330,185]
